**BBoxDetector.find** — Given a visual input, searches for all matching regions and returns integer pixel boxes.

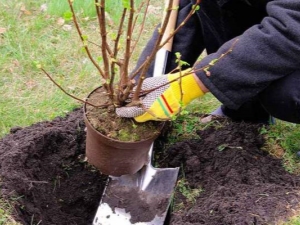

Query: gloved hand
[116,69,204,122]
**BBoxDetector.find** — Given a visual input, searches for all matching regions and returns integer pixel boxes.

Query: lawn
[1,0,300,224]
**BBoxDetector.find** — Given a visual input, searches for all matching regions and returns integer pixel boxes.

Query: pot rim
[84,86,165,144]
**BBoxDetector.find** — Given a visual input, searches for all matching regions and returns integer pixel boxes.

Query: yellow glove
[116,69,204,122]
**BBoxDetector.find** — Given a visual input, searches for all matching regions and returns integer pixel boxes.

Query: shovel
[92,0,179,224]
[92,144,179,225]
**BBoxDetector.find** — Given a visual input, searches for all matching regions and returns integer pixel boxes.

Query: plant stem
[67,0,106,85]
[41,68,111,108]
[130,0,150,58]
[131,0,175,103]
[159,0,201,50]
[95,0,112,95]
[110,8,127,100]
[119,0,134,88]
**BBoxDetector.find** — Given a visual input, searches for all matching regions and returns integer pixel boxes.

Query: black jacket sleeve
[195,0,300,109]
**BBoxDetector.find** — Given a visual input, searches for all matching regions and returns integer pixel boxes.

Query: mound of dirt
[0,108,107,225]
[1,109,300,225]
[163,119,300,225]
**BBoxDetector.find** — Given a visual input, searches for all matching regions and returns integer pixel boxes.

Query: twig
[125,39,239,109]
[41,68,112,108]
[193,38,239,75]
[131,0,175,103]
[133,70,195,98]
[67,0,105,83]
[174,54,184,115]
[110,8,127,94]
[130,0,201,81]
[159,0,201,49]
[130,0,150,56]
[86,40,115,62]
[119,0,135,87]
[24,180,48,184]
[95,0,110,82]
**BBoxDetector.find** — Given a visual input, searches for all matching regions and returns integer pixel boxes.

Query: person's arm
[195,0,300,110]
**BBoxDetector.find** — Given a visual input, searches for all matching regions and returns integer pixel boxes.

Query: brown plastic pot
[83,87,164,176]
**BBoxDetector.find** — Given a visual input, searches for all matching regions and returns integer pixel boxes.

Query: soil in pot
[85,86,163,142]
[1,110,300,224]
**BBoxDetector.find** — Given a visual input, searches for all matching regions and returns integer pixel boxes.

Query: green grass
[165,94,221,143]
[286,217,300,225]
[1,0,300,224]
[47,0,97,18]
[1,1,81,137]
[176,178,203,204]
[0,190,18,225]
[262,121,300,174]
[46,0,143,20]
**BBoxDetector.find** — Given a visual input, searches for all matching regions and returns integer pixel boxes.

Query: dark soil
[102,179,170,224]
[0,108,107,225]
[1,109,300,225]
[163,119,300,225]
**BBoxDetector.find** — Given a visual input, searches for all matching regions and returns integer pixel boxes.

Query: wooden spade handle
[161,0,180,51]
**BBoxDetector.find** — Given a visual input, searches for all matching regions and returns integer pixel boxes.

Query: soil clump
[1,110,300,224]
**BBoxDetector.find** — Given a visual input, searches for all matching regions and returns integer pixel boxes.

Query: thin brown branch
[159,0,201,49]
[130,0,201,81]
[120,0,135,87]
[95,0,111,93]
[131,1,146,35]
[177,57,184,105]
[136,70,194,98]
[41,68,111,108]
[67,0,105,80]
[193,38,239,74]
[110,8,127,94]
[129,38,239,101]
[88,37,113,57]
[132,0,175,102]
[130,0,150,56]
[87,40,122,66]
